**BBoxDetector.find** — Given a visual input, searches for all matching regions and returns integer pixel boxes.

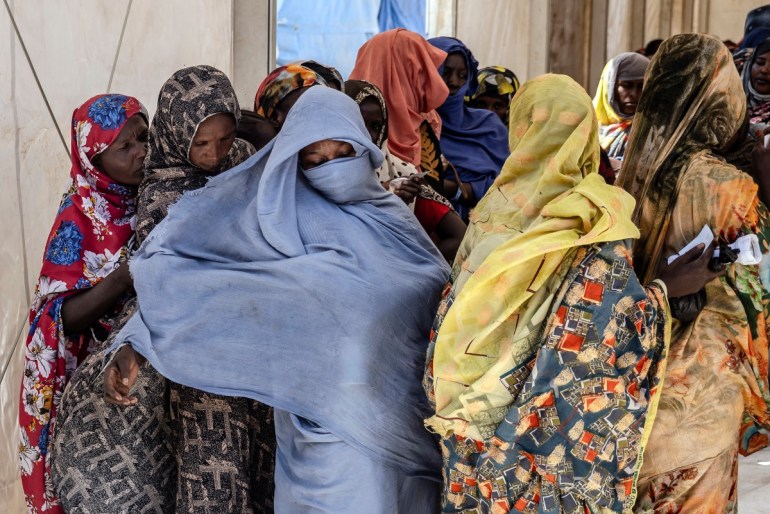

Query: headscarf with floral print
[19,93,147,513]
[294,59,344,90]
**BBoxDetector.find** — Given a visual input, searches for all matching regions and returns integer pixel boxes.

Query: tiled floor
[739,447,770,510]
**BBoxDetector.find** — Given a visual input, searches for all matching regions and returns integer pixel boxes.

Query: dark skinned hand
[655,241,725,298]
[103,345,146,406]
[442,179,474,204]
[392,176,421,205]
[459,182,474,204]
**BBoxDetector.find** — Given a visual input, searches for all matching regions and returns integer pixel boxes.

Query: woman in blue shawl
[103,86,450,513]
[428,37,510,221]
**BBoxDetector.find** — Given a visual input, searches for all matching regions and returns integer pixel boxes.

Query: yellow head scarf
[427,74,640,440]
[593,52,650,126]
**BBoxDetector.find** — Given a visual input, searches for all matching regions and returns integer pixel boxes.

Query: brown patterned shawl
[137,65,254,243]
[616,34,748,282]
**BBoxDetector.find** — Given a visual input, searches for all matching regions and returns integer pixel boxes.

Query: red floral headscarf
[19,94,146,513]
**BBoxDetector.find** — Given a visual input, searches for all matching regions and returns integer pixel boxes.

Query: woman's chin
[753,79,770,94]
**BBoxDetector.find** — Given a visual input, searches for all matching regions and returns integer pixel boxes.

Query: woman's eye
[304,158,326,169]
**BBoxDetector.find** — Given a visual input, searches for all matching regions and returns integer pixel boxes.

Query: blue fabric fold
[112,86,449,478]
[427,37,509,213]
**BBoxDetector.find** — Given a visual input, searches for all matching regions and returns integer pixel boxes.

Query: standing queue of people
[17,26,770,514]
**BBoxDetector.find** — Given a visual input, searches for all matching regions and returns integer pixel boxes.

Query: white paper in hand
[729,234,762,265]
[667,225,713,265]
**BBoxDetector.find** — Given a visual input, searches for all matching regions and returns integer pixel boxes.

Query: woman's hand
[103,345,145,406]
[392,176,420,205]
[459,182,475,204]
[656,242,725,298]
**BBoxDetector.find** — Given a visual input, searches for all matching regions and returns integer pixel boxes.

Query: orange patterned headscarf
[254,64,327,119]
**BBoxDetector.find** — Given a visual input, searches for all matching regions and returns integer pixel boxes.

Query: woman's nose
[215,142,231,163]
[136,143,148,161]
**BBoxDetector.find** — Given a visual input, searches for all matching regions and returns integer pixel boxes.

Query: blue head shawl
[112,86,449,477]
[428,37,509,202]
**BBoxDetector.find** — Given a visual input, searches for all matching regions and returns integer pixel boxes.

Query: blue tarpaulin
[276,0,426,78]
[379,0,426,34]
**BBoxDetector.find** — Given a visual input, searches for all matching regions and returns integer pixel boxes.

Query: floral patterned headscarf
[20,93,146,512]
[294,59,344,90]
[254,63,328,119]
[43,94,147,292]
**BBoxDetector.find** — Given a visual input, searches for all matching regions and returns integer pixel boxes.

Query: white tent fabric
[0,1,271,510]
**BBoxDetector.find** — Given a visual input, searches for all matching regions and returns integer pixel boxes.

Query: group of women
[17,26,770,514]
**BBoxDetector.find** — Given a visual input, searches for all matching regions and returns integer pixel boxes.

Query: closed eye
[302,158,327,169]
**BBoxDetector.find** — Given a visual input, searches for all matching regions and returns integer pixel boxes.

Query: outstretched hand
[656,242,725,298]
[103,345,145,406]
